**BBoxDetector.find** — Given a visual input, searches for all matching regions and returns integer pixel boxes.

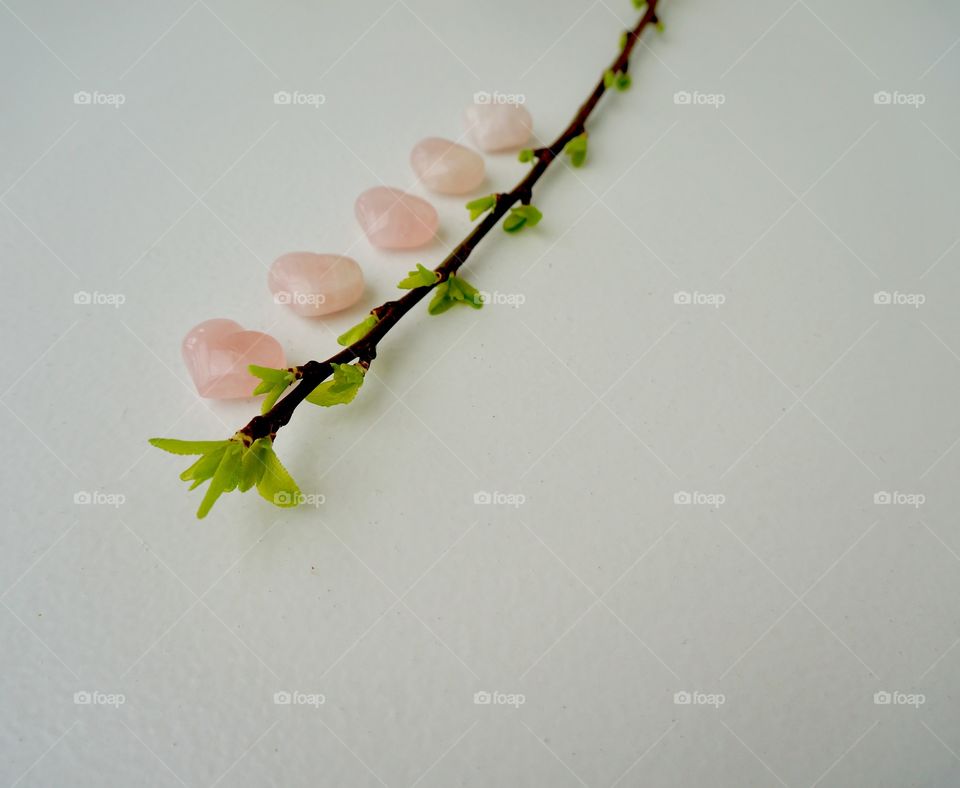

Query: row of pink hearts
[184,102,535,400]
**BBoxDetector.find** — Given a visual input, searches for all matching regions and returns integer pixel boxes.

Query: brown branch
[241,0,660,442]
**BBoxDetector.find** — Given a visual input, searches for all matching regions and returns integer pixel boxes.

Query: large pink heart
[182,319,286,399]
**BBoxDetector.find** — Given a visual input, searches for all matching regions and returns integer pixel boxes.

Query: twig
[241,0,660,443]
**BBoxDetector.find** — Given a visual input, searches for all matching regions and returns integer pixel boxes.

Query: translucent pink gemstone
[182,319,286,399]
[355,187,438,249]
[410,137,486,194]
[268,252,364,317]
[464,103,533,152]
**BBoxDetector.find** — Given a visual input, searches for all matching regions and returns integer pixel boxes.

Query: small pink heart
[182,319,286,399]
[355,187,439,249]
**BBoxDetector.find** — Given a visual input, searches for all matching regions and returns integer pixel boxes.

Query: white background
[2,0,959,785]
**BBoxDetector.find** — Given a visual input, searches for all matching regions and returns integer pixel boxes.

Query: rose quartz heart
[269,252,364,317]
[182,319,286,399]
[464,103,533,152]
[410,137,485,194]
[355,187,438,249]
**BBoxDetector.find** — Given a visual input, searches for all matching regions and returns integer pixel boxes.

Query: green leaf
[397,263,439,289]
[520,205,543,227]
[655,18,665,32]
[518,148,534,163]
[564,133,589,168]
[248,365,290,383]
[619,31,629,50]
[616,72,632,91]
[196,442,242,519]
[179,445,229,488]
[260,382,285,414]
[337,314,378,347]
[604,69,616,88]
[504,204,543,233]
[427,275,483,314]
[149,437,232,456]
[447,275,483,308]
[305,363,366,407]
[251,379,273,396]
[632,0,647,9]
[248,365,295,414]
[257,443,301,508]
[503,213,525,233]
[465,194,497,221]
[155,433,303,517]
[238,438,270,492]
[427,281,454,315]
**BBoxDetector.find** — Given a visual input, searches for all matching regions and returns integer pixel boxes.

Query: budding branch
[241,0,660,442]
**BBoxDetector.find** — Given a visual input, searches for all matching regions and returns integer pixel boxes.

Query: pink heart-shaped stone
[355,187,438,249]
[463,103,533,152]
[410,137,486,194]
[182,319,286,399]
[268,252,365,317]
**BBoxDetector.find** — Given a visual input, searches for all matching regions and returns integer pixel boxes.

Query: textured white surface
[2,0,960,785]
